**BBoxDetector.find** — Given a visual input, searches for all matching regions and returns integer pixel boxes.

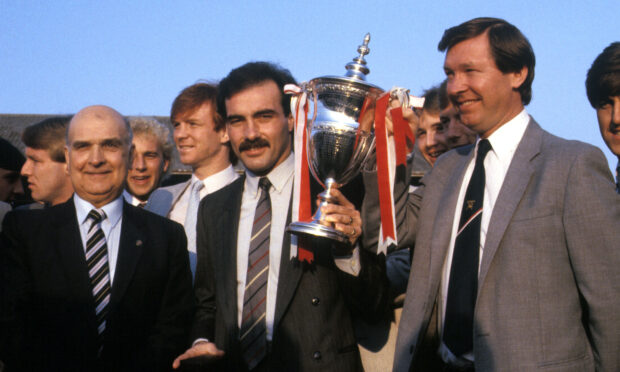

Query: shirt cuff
[334,245,361,276]
[192,338,210,346]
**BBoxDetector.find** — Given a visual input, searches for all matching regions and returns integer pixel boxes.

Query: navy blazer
[0,199,194,372]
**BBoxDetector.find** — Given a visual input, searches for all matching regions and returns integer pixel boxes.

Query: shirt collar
[245,152,294,198]
[193,164,239,194]
[122,189,143,206]
[483,108,530,163]
[74,193,123,227]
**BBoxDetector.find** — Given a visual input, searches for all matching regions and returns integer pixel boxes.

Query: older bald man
[1,105,193,372]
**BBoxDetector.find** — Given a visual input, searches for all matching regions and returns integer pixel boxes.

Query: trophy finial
[345,33,371,81]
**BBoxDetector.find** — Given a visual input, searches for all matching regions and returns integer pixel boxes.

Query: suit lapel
[478,119,542,290]
[53,200,93,302]
[273,190,303,331]
[169,180,191,216]
[428,148,474,297]
[217,177,245,326]
[109,202,145,312]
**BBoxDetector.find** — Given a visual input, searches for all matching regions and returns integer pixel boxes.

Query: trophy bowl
[287,34,385,244]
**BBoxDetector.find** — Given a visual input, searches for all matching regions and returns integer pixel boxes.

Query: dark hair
[22,116,71,163]
[0,137,25,171]
[438,17,536,105]
[438,79,450,110]
[586,42,620,108]
[171,82,224,131]
[217,61,297,119]
[422,85,441,115]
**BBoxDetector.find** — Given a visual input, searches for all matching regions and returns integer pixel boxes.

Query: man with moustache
[20,116,74,207]
[173,62,388,371]
[147,83,238,277]
[390,18,619,371]
[1,105,193,372]
[124,117,172,206]
[586,42,620,193]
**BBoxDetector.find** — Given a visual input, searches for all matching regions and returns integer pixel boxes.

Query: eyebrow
[72,138,124,148]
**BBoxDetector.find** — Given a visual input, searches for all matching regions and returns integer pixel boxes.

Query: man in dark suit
[1,105,194,372]
[386,18,620,371]
[172,62,388,371]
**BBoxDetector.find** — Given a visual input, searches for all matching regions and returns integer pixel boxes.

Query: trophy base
[286,221,350,245]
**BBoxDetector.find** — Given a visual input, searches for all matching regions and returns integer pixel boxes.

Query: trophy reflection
[286,33,385,244]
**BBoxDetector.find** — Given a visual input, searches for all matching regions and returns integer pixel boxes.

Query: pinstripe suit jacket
[191,176,389,372]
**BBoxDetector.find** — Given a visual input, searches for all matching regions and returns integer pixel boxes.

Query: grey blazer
[388,119,620,372]
[145,180,190,218]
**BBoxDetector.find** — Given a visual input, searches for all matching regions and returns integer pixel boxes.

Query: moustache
[239,138,270,152]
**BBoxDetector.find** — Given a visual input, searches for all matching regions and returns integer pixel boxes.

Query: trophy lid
[309,33,383,92]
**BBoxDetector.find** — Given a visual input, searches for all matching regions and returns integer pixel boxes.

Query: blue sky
[1,1,619,168]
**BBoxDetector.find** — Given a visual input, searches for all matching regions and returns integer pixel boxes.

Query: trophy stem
[313,177,337,226]
[286,177,350,244]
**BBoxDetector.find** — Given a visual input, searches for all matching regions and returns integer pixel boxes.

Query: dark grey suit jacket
[389,119,620,371]
[0,199,194,372]
[191,176,389,372]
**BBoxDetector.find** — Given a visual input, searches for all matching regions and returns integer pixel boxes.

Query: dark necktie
[240,177,271,370]
[443,139,492,356]
[85,209,111,344]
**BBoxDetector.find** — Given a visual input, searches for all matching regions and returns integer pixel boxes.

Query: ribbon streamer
[284,84,314,263]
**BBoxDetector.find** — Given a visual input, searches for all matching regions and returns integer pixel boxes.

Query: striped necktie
[443,139,491,356]
[85,209,111,343]
[240,177,271,370]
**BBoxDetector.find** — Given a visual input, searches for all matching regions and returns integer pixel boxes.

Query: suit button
[313,351,321,360]
[311,297,320,306]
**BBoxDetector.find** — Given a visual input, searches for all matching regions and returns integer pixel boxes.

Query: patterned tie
[240,177,271,370]
[85,209,111,343]
[184,179,204,278]
[443,139,492,356]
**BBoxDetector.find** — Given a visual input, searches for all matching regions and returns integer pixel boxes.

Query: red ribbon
[391,107,414,167]
[296,98,313,263]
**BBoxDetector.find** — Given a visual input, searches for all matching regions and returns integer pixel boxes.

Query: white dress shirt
[236,154,294,341]
[122,190,143,207]
[439,109,530,364]
[74,193,124,284]
[169,165,239,225]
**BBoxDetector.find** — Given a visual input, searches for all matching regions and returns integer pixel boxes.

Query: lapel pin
[136,240,143,247]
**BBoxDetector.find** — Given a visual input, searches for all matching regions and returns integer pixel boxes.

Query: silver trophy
[287,33,385,244]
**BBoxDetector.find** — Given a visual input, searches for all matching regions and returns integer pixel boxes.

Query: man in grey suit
[388,18,620,371]
[147,83,238,277]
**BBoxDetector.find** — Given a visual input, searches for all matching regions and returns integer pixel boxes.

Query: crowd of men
[0,17,618,372]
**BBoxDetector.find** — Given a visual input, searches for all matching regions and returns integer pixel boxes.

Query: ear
[511,66,528,90]
[287,113,294,132]
[162,159,170,173]
[219,128,230,144]
[128,144,135,166]
[64,146,70,175]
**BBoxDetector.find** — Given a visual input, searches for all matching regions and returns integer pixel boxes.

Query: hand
[172,341,225,369]
[385,98,419,137]
[319,188,362,246]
